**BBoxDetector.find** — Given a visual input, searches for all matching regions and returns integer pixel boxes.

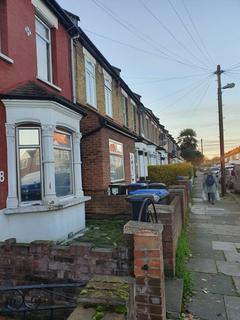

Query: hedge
[148,163,193,185]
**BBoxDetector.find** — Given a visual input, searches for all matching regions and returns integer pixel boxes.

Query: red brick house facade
[0,0,89,242]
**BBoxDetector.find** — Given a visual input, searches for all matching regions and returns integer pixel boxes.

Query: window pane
[36,35,50,81]
[20,148,41,201]
[54,132,71,148]
[109,141,123,154]
[36,19,49,40]
[110,154,124,181]
[54,149,73,196]
[19,129,39,146]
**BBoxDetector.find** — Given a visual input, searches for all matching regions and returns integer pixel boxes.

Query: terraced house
[0,0,89,242]
[65,12,181,214]
[0,0,181,239]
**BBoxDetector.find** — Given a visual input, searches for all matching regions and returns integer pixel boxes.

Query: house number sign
[0,171,5,183]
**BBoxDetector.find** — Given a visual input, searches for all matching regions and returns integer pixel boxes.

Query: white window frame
[85,57,97,107]
[4,100,84,210]
[122,95,128,127]
[131,104,136,131]
[16,127,43,205]
[53,129,74,198]
[104,71,112,117]
[109,139,125,183]
[35,16,52,83]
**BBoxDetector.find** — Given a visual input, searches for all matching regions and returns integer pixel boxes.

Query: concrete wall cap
[123,220,163,235]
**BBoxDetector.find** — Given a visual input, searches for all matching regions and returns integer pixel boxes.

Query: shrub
[148,163,193,185]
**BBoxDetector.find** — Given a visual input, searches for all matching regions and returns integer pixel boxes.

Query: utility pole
[214,65,226,196]
[200,138,203,154]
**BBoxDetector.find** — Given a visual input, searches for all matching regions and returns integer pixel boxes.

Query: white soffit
[32,0,58,29]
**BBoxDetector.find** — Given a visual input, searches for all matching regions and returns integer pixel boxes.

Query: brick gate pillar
[124,221,166,320]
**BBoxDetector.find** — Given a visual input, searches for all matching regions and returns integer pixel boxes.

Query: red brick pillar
[124,221,166,320]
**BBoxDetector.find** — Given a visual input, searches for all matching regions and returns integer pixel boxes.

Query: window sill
[86,102,97,109]
[37,77,62,92]
[3,195,91,215]
[0,52,14,64]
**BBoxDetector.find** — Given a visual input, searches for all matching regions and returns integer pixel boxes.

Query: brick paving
[186,172,240,320]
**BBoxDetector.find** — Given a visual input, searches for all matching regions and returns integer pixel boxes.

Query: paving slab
[187,292,227,320]
[212,241,236,251]
[232,276,240,294]
[191,205,205,215]
[165,278,183,319]
[216,260,240,276]
[224,295,240,320]
[191,223,240,236]
[224,251,240,262]
[188,258,217,274]
[191,272,236,295]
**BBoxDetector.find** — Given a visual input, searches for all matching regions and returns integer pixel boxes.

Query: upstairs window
[131,103,136,131]
[104,75,112,117]
[35,17,52,82]
[122,95,128,127]
[85,58,96,107]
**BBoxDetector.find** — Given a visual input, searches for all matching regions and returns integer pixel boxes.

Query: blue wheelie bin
[127,182,147,194]
[127,189,169,222]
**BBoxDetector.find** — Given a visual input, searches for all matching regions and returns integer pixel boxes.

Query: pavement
[186,172,240,320]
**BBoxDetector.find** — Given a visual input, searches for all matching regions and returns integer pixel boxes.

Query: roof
[43,0,79,36]
[0,81,87,116]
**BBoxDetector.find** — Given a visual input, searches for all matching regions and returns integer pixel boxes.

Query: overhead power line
[91,0,211,72]
[138,0,211,71]
[181,0,214,66]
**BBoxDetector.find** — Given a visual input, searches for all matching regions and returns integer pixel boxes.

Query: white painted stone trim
[3,99,83,209]
[130,99,136,106]
[83,47,96,64]
[32,0,58,29]
[121,88,128,98]
[103,69,112,82]
[37,77,62,92]
[0,52,14,64]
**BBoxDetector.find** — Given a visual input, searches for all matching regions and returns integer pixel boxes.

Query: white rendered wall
[0,201,86,243]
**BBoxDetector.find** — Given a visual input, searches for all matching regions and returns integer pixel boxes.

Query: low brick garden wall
[155,195,183,277]
[0,238,132,286]
[85,194,131,215]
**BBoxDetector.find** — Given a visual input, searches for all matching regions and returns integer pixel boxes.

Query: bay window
[109,140,124,182]
[53,130,73,197]
[35,16,52,82]
[17,128,42,202]
[16,125,77,204]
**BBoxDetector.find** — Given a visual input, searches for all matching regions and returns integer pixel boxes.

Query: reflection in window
[54,131,73,197]
[109,140,124,182]
[18,128,42,202]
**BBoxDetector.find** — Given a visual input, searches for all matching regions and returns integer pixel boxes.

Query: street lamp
[215,65,235,196]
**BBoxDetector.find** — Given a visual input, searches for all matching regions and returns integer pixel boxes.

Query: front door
[130,153,136,183]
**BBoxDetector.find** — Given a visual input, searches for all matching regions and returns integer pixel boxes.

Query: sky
[58,0,240,158]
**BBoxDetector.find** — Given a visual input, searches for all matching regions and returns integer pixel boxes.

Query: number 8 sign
[0,171,5,183]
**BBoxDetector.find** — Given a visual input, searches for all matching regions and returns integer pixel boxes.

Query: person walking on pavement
[202,170,218,204]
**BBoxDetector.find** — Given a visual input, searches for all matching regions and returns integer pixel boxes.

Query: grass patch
[76,217,129,248]
[175,229,193,297]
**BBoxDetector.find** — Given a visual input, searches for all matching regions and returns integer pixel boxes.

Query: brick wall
[0,239,132,286]
[124,221,166,320]
[86,194,131,215]
[169,185,189,227]
[154,195,183,277]
[0,102,7,209]
[81,108,135,195]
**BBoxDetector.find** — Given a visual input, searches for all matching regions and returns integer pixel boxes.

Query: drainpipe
[71,35,79,104]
